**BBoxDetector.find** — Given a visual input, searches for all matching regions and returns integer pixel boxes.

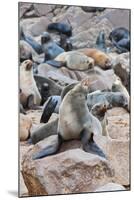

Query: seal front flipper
[27,94,34,109]
[32,135,62,160]
[27,94,42,110]
[45,60,66,68]
[81,130,106,159]
[96,30,106,52]
[27,138,33,144]
[40,97,58,123]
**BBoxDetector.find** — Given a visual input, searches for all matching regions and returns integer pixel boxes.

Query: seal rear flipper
[40,97,58,123]
[45,60,66,68]
[32,145,57,160]
[27,94,42,110]
[32,135,62,160]
[81,130,106,159]
[27,138,33,144]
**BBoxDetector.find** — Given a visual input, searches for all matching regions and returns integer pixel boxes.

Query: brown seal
[78,48,112,70]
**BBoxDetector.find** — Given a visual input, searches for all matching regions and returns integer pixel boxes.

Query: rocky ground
[19,3,130,197]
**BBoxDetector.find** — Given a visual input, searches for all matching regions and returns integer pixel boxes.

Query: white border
[0,0,133,199]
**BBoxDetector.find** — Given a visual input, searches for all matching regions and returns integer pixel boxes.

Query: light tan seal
[20,60,41,107]
[46,51,94,71]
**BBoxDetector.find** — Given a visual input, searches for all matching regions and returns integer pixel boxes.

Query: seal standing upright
[33,78,106,160]
[20,60,42,107]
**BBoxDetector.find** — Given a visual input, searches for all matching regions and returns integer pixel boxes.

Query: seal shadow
[8,190,18,197]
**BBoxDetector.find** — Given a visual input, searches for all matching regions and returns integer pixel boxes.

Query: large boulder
[33,4,55,17]
[30,16,51,37]
[19,142,33,197]
[71,18,113,49]
[94,135,130,186]
[99,9,130,30]
[94,107,130,186]
[22,138,114,195]
[107,108,129,140]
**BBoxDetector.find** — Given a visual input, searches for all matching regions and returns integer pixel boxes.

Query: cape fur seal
[78,48,112,70]
[47,22,72,37]
[43,82,129,118]
[34,75,62,104]
[96,30,106,52]
[32,78,106,160]
[46,51,94,71]
[20,40,44,64]
[30,98,108,144]
[41,32,64,61]
[20,27,43,54]
[59,33,73,51]
[20,60,41,107]
[81,7,105,12]
[112,79,130,111]
[109,27,130,53]
[87,90,129,111]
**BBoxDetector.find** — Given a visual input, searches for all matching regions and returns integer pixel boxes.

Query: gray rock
[107,107,129,140]
[33,4,55,17]
[94,135,130,186]
[22,147,114,195]
[19,2,33,18]
[99,9,130,30]
[30,16,51,37]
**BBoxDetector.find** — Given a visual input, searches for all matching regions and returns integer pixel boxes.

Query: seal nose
[105,59,112,69]
[88,59,94,69]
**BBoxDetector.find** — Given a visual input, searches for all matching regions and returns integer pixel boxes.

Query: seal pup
[109,27,130,53]
[20,60,42,107]
[33,78,106,160]
[78,48,112,70]
[41,32,64,61]
[46,51,94,71]
[47,22,72,37]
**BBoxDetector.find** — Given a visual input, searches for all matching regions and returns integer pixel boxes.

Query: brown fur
[78,48,112,70]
